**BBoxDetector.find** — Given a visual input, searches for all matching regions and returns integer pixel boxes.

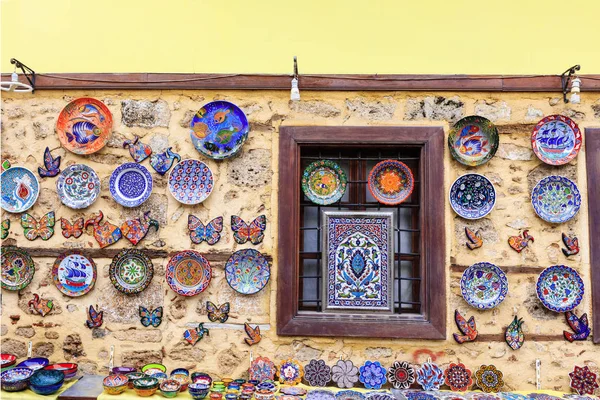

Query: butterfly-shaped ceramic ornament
[184,323,209,346]
[231,215,266,245]
[1,219,10,239]
[38,147,61,178]
[189,216,223,245]
[244,323,261,346]
[139,306,163,328]
[206,301,230,323]
[21,212,55,241]
[86,305,103,329]
[60,217,84,239]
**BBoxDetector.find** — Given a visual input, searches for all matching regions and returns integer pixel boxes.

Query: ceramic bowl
[112,366,136,375]
[103,374,129,395]
[126,372,146,389]
[134,376,160,397]
[44,363,78,380]
[226,394,239,400]
[0,367,33,392]
[190,382,211,399]
[160,379,182,398]
[171,367,189,377]
[29,369,65,395]
[248,380,260,386]
[142,362,167,374]
[210,393,224,400]
[192,372,212,385]
[255,389,276,400]
[171,372,190,391]
[222,378,234,385]
[0,354,17,369]
[16,357,49,371]
[151,371,169,383]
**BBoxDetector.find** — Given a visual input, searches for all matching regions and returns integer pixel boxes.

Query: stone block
[97,280,164,324]
[15,326,35,338]
[32,121,50,139]
[527,164,577,193]
[1,338,27,357]
[289,100,341,118]
[475,100,511,121]
[496,143,533,161]
[592,103,600,119]
[346,96,396,120]
[167,341,206,362]
[525,106,544,122]
[227,148,272,188]
[217,346,248,375]
[113,329,162,343]
[63,334,86,360]
[33,342,55,357]
[121,99,171,128]
[404,96,463,123]
[45,331,59,339]
[122,350,163,369]
[454,217,499,244]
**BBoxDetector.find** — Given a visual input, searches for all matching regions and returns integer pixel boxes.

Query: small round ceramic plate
[460,262,508,309]
[280,386,308,396]
[56,97,113,155]
[368,160,414,205]
[306,390,336,400]
[166,250,212,296]
[336,391,365,400]
[109,249,154,294]
[302,160,347,205]
[249,357,276,382]
[1,247,35,291]
[190,101,250,160]
[531,176,581,223]
[0,166,39,213]
[0,354,16,368]
[225,249,270,295]
[449,116,499,166]
[531,115,582,166]
[168,159,214,205]
[56,164,100,209]
[109,163,153,207]
[16,357,49,371]
[536,265,584,312]
[449,174,496,219]
[52,251,97,297]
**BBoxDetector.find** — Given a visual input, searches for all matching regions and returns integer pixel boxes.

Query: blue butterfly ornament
[139,306,163,328]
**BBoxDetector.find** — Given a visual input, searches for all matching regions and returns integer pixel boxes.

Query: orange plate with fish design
[56,98,113,155]
[448,116,499,166]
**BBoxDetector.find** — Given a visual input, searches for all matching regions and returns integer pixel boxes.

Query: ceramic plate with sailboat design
[0,166,39,213]
[52,251,97,297]
[449,116,499,166]
[531,115,582,165]
[531,176,581,223]
[56,97,113,155]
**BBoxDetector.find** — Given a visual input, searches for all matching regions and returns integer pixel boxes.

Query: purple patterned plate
[225,249,270,295]
[536,265,584,312]
[109,162,153,207]
[306,390,336,400]
[168,159,214,205]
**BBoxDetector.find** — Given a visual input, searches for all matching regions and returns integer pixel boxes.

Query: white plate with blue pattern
[109,162,153,207]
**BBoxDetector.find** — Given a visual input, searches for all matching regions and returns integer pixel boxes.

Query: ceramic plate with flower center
[109,163,153,207]
[56,97,113,155]
[109,249,154,294]
[249,357,276,381]
[52,251,97,297]
[166,250,212,296]
[416,361,445,391]
[368,160,414,205]
[304,359,332,387]
[460,262,508,309]
[449,116,499,166]
[445,363,473,392]
[0,166,39,213]
[56,164,100,209]
[531,176,581,223]
[168,159,214,205]
[536,265,584,312]
[359,361,387,390]
[225,249,270,295]
[1,246,35,291]
[278,359,303,385]
[387,361,415,389]
[302,160,347,205]
[449,174,496,219]
[475,365,505,393]
[531,115,582,166]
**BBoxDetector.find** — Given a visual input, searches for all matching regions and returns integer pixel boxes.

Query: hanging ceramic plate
[249,357,276,382]
[56,97,113,155]
[1,247,35,291]
[52,251,97,297]
[531,176,581,223]
[449,174,496,219]
[168,159,214,205]
[278,359,303,385]
[536,265,584,312]
[109,249,154,294]
[189,101,250,160]
[109,162,153,207]
[460,262,508,309]
[531,115,582,166]
[0,166,39,213]
[449,116,499,166]
[225,249,270,295]
[368,160,414,205]
[301,160,347,205]
[166,250,212,296]
[56,164,100,209]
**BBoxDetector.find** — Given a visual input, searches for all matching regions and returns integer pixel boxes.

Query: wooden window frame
[585,127,600,344]
[277,126,446,339]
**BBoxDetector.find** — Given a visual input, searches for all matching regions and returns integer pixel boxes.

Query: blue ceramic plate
[531,176,581,223]
[531,115,582,166]
[449,174,496,219]
[536,265,584,312]
[16,358,49,371]
[460,262,508,309]
[56,164,100,209]
[190,101,250,160]
[168,159,214,205]
[306,390,336,400]
[109,163,153,207]
[225,249,271,295]
[0,166,39,213]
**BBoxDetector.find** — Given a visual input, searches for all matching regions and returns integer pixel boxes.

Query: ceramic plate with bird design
[449,116,499,166]
[460,262,508,309]
[56,98,113,155]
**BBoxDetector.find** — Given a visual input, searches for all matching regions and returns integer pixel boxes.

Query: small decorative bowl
[160,379,182,398]
[226,393,239,400]
[255,389,276,400]
[192,372,213,385]
[103,374,129,395]
[234,379,246,385]
[242,383,255,391]
[112,366,136,375]
[222,378,234,386]
[190,382,211,400]
[44,363,78,380]
[257,381,277,391]
[134,376,160,397]
[210,393,224,400]
[151,371,169,383]
[248,380,260,386]
[16,357,50,371]
[171,373,190,391]
[142,363,167,375]
[29,369,65,395]
[171,368,189,377]
[126,372,145,389]
[0,354,17,369]
[0,367,33,392]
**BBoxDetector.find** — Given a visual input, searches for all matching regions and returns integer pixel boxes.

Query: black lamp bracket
[10,58,36,92]
[561,65,580,103]
[293,56,299,80]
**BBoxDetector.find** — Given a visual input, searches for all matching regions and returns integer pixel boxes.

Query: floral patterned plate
[52,251,97,297]
[449,174,496,219]
[278,359,303,385]
[536,265,584,312]
[280,386,308,396]
[249,357,276,382]
[336,390,366,400]
[359,361,387,390]
[0,166,39,213]
[166,250,211,296]
[304,359,331,387]
[569,365,599,396]
[306,390,336,400]
[449,116,499,166]
[416,361,445,391]
[109,249,154,294]
[531,176,581,224]
[474,365,505,393]
[1,246,35,291]
[531,115,582,166]
[460,262,508,310]
[109,163,153,208]
[302,160,347,205]
[225,249,270,295]
[387,361,415,390]
[368,160,414,205]
[56,164,100,209]
[332,360,359,389]
[56,97,113,155]
[168,159,214,205]
[445,362,473,392]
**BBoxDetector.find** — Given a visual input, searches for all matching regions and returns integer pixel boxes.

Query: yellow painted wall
[1,0,600,74]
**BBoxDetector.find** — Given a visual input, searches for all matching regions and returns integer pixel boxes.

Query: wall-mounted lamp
[569,77,581,104]
[290,56,300,101]
[561,65,580,103]
[0,58,35,93]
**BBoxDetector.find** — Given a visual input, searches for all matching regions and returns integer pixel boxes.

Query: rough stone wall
[1,90,599,391]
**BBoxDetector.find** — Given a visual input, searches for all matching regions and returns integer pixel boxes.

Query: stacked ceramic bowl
[0,367,34,392]
[160,379,182,398]
[189,382,211,400]
[142,363,167,375]
[15,357,49,371]
[134,376,159,397]
[170,368,190,391]
[103,374,129,395]
[150,371,168,383]
[192,372,212,385]
[126,371,145,388]
[29,369,65,395]
[44,363,78,380]
[111,366,136,375]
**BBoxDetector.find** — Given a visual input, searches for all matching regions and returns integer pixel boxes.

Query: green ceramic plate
[448,116,499,166]
[301,160,347,205]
